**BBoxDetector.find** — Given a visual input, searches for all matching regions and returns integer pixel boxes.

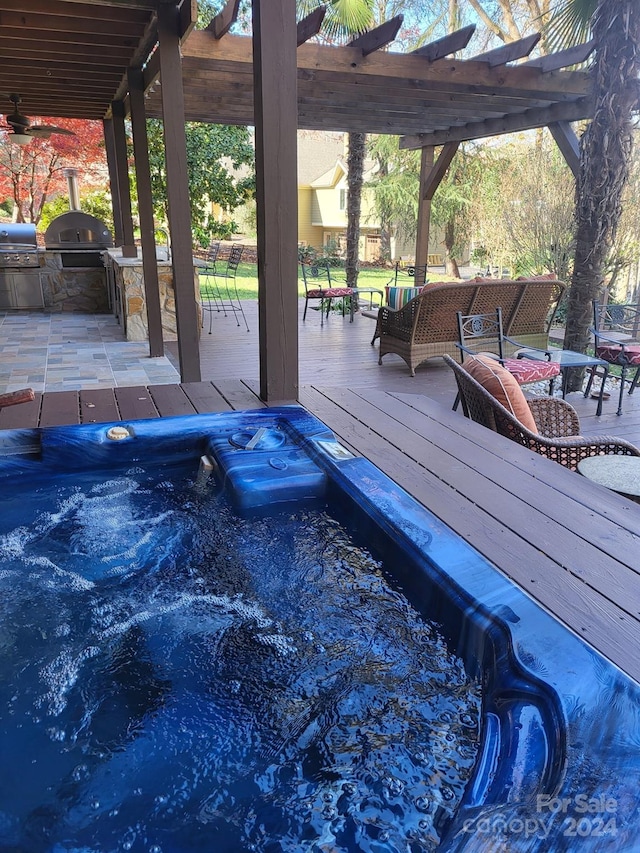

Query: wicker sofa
[373,277,565,376]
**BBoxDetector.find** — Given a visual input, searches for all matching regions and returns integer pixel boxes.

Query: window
[339,188,346,211]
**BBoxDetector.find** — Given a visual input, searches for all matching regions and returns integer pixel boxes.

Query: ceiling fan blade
[29,125,76,137]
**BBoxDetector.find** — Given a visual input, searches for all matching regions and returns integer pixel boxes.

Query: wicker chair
[443,354,640,470]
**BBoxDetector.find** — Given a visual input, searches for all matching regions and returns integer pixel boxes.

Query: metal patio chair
[587,300,640,415]
[300,261,354,326]
[444,354,640,471]
[201,244,249,333]
[453,307,560,409]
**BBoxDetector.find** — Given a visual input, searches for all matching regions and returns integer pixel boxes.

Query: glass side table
[578,456,640,503]
[518,348,609,416]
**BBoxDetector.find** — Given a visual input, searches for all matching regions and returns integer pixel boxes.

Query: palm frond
[544,0,596,52]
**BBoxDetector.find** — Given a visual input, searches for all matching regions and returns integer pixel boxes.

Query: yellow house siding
[298,188,322,247]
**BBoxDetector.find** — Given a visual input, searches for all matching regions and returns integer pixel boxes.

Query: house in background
[297,130,443,264]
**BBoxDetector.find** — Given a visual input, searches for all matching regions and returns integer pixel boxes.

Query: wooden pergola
[1,0,636,402]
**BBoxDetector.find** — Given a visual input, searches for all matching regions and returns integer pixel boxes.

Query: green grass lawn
[199,263,455,301]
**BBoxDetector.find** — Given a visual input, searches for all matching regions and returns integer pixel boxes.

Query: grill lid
[0,223,37,249]
[44,212,113,250]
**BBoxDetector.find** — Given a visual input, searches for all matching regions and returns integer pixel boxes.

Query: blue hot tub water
[1,407,640,852]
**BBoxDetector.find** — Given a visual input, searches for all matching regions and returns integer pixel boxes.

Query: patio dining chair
[444,354,640,471]
[587,300,640,415]
[300,261,354,326]
[453,307,560,409]
[201,244,249,333]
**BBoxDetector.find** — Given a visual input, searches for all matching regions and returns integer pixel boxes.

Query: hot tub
[0,407,639,852]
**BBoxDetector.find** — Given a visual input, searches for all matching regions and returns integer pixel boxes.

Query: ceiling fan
[2,93,76,145]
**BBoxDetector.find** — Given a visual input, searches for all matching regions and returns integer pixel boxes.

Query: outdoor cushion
[596,344,640,366]
[385,285,423,309]
[307,287,353,299]
[502,357,560,385]
[463,355,538,432]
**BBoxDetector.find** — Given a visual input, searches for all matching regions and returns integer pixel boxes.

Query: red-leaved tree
[0,118,107,225]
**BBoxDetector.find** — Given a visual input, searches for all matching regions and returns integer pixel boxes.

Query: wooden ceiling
[0,0,161,122]
[1,1,637,147]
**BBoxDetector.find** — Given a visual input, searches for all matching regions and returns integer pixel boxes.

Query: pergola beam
[524,40,595,72]
[472,33,541,67]
[548,120,580,179]
[206,0,240,39]
[347,15,403,56]
[412,25,476,61]
[400,96,593,149]
[423,141,460,200]
[297,6,326,46]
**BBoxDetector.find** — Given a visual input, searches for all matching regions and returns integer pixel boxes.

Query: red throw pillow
[463,355,538,432]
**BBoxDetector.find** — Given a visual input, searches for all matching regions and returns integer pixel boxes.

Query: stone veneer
[40,250,109,312]
[106,250,201,342]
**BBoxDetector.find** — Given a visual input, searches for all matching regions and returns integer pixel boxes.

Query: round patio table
[577,456,640,503]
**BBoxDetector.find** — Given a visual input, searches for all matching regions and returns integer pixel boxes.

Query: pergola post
[415,146,435,286]
[111,100,137,258]
[102,118,124,248]
[252,0,299,403]
[128,66,165,358]
[157,2,201,383]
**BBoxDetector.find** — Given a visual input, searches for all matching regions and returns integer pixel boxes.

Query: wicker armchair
[443,354,640,470]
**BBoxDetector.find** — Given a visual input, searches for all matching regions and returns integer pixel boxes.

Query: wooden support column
[157,2,201,383]
[128,67,164,358]
[111,101,137,258]
[253,0,298,403]
[103,118,123,247]
[415,146,435,286]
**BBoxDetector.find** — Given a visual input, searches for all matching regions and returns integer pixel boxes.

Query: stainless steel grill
[0,223,43,308]
[0,223,39,269]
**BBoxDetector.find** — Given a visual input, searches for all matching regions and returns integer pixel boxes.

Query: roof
[297,131,345,185]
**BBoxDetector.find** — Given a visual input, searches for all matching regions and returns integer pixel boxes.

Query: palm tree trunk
[346,131,366,295]
[563,0,640,389]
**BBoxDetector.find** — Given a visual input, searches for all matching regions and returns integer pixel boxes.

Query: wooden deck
[2,301,640,684]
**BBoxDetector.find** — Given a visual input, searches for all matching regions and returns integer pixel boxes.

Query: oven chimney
[63,168,81,211]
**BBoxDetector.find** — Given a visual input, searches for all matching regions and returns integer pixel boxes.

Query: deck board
[39,391,79,428]
[79,389,120,424]
[113,386,160,420]
[147,384,197,418]
[180,381,233,412]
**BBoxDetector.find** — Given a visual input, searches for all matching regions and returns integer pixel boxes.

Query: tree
[0,119,105,225]
[145,120,254,247]
[554,1,640,389]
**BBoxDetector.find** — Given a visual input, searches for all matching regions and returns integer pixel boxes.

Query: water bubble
[460,713,476,727]
[342,782,356,795]
[322,805,337,820]
[155,794,168,806]
[149,846,162,853]
[72,764,89,782]
[322,791,334,803]
[91,800,100,810]
[418,819,430,831]
[438,711,454,723]
[379,830,389,842]
[415,796,431,812]
[386,777,404,796]
[413,751,426,763]
[441,785,455,801]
